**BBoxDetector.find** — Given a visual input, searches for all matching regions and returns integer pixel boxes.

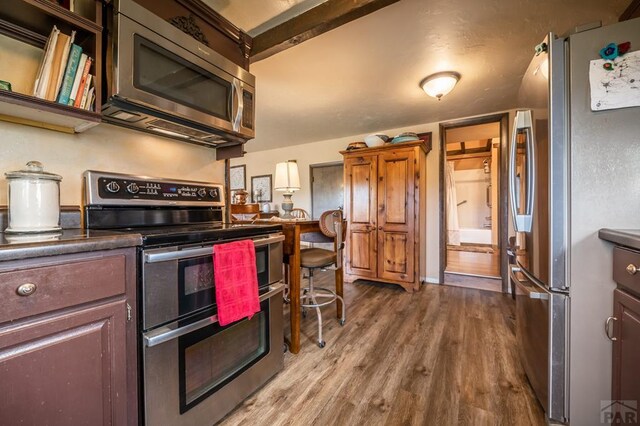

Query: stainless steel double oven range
[84,171,284,426]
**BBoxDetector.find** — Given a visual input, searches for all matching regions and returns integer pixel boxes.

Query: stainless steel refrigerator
[509,18,640,424]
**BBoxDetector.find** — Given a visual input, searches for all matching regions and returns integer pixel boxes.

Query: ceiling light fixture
[420,72,461,100]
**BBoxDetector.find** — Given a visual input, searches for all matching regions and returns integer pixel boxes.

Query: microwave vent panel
[147,118,214,141]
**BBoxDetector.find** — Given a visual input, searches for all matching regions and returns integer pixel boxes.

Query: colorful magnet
[603,62,614,71]
[600,43,618,60]
[618,42,631,55]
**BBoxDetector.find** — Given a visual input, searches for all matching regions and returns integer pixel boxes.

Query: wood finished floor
[219,271,545,426]
[446,250,501,278]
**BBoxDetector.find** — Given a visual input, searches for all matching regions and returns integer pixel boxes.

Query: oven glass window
[183,258,214,295]
[133,35,231,121]
[179,301,270,412]
[178,244,270,316]
[179,257,214,314]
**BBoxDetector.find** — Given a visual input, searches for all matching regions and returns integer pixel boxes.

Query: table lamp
[274,160,301,219]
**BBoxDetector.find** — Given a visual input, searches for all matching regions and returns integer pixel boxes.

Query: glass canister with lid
[5,161,62,233]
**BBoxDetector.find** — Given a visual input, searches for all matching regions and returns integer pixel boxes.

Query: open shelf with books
[0,0,102,133]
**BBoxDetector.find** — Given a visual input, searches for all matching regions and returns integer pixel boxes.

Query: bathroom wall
[453,166,490,229]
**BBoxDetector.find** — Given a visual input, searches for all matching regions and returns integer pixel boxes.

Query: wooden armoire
[341,137,431,292]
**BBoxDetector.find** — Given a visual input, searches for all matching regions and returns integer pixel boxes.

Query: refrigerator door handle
[510,266,549,299]
[509,110,535,232]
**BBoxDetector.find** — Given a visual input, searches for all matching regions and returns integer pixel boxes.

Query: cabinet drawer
[0,255,126,324]
[613,247,640,297]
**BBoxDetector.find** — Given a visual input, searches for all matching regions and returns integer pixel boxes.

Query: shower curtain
[445,161,461,245]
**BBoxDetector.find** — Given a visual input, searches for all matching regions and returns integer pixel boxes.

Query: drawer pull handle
[626,264,638,275]
[16,283,37,297]
[605,316,617,341]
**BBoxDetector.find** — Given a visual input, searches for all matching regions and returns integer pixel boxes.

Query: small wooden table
[241,219,344,354]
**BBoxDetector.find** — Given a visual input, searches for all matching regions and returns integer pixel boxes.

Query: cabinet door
[612,289,640,406]
[344,154,378,278]
[377,149,415,283]
[0,300,128,426]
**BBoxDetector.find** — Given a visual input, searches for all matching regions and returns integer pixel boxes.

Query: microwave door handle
[143,283,285,347]
[509,110,535,232]
[232,78,243,132]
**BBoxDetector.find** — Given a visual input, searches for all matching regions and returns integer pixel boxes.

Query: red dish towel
[213,239,260,326]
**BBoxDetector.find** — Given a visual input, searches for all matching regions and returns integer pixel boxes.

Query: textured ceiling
[240,0,627,152]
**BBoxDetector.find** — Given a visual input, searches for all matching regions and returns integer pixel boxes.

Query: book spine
[53,30,75,101]
[33,26,58,96]
[35,27,60,99]
[79,75,92,109]
[84,87,95,111]
[73,57,92,108]
[68,54,87,106]
[57,44,82,104]
[45,31,69,101]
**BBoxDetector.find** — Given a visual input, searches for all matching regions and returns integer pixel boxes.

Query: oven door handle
[143,282,285,347]
[144,234,285,263]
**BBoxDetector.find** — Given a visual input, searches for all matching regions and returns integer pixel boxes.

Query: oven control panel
[84,171,225,206]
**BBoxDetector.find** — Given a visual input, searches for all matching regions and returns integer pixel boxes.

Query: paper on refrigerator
[590,50,640,111]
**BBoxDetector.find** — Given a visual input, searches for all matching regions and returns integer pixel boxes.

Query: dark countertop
[0,229,142,262]
[599,229,640,251]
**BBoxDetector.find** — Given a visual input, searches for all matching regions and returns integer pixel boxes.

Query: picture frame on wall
[251,175,272,203]
[230,165,246,190]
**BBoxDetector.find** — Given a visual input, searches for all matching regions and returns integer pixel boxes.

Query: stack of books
[32,26,95,111]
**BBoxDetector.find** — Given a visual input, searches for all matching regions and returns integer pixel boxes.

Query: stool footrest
[300,287,338,308]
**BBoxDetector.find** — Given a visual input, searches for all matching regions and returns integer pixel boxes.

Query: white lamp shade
[274,161,301,192]
[421,72,460,99]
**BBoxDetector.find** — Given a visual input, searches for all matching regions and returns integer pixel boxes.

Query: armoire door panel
[378,151,415,229]
[380,158,409,224]
[348,160,376,224]
[344,155,378,278]
[378,231,414,282]
[347,229,376,276]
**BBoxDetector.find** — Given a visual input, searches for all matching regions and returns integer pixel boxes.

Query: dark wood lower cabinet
[612,289,640,405]
[0,248,137,426]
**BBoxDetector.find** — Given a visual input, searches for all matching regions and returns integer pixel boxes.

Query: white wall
[0,121,224,206]
[454,168,490,229]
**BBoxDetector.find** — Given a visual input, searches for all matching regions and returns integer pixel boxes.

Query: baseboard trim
[423,277,440,284]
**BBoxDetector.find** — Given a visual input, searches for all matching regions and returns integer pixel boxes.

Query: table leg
[289,229,301,354]
[335,266,344,319]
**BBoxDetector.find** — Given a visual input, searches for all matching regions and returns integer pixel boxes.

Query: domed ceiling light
[420,72,461,100]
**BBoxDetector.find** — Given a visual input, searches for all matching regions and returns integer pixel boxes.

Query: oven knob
[105,181,120,193]
[127,183,140,194]
[197,188,207,197]
[209,189,218,198]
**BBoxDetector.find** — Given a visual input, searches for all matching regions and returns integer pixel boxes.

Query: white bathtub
[459,228,492,245]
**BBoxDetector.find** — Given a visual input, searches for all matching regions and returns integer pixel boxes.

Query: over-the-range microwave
[102,0,255,147]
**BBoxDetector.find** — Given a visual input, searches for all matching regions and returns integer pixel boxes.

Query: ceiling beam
[620,0,640,20]
[250,0,400,63]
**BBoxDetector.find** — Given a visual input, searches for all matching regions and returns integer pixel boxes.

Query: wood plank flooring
[219,271,545,426]
[446,250,501,278]
[444,272,503,293]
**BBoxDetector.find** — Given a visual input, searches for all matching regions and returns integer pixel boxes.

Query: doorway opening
[439,113,509,292]
[310,162,344,219]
